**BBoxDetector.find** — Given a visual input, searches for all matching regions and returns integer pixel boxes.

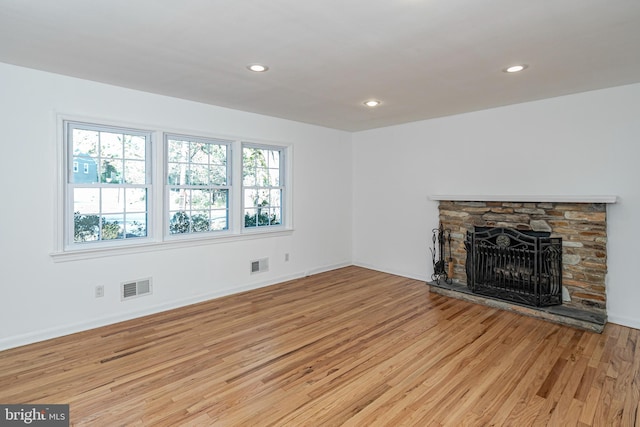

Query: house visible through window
[60,119,290,255]
[66,121,151,245]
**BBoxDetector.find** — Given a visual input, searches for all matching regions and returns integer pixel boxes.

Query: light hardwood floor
[1,266,638,426]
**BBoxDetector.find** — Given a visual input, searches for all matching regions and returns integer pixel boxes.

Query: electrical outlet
[95,285,104,298]
[285,253,290,262]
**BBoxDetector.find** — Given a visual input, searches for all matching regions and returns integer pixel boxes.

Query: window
[242,144,284,228]
[59,118,291,257]
[65,121,151,246]
[166,134,230,235]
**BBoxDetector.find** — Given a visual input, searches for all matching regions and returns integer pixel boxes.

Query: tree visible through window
[66,122,150,244]
[166,135,230,235]
[61,119,290,254]
[243,145,283,228]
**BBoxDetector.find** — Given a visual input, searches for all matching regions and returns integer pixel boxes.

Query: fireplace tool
[431,224,452,284]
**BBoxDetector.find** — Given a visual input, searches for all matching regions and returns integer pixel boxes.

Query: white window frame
[62,120,154,251]
[241,142,287,232]
[52,115,293,262]
[164,133,232,240]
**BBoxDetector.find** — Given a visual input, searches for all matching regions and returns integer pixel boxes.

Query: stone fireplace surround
[428,195,617,333]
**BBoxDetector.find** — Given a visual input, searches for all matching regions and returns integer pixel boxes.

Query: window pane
[191,189,211,210]
[244,189,258,208]
[124,212,147,238]
[168,139,189,163]
[74,188,100,213]
[242,148,281,188]
[258,149,270,164]
[169,211,190,234]
[101,132,123,159]
[168,188,187,211]
[124,135,145,160]
[211,145,226,165]
[191,142,209,164]
[167,164,183,185]
[212,190,227,209]
[72,129,98,156]
[269,208,281,225]
[191,211,210,232]
[267,150,280,167]
[257,189,269,206]
[102,214,123,240]
[242,147,259,167]
[101,188,125,213]
[269,168,280,186]
[124,159,145,184]
[100,160,123,183]
[211,210,228,231]
[270,189,281,207]
[256,168,269,187]
[72,157,98,183]
[126,188,147,212]
[74,212,100,242]
[189,164,209,185]
[243,168,256,186]
[244,209,258,227]
[211,166,227,186]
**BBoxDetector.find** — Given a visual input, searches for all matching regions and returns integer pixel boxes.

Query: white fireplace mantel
[429,195,618,204]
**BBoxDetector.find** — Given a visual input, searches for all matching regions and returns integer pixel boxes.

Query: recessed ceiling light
[504,64,528,73]
[247,64,269,72]
[364,100,381,107]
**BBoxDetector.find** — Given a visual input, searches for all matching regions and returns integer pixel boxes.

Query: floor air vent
[121,278,152,300]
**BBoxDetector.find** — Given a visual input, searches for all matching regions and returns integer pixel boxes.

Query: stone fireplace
[428,195,617,332]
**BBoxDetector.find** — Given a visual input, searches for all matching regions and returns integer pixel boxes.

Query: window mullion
[165,134,233,237]
[231,140,242,233]
[60,119,288,255]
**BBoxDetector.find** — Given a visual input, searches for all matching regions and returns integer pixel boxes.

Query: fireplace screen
[464,227,562,307]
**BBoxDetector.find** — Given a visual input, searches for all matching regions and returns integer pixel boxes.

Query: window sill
[50,228,294,263]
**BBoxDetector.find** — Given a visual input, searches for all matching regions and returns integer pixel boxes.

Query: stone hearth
[428,195,617,332]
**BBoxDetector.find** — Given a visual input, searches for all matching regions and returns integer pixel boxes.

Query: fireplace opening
[464,227,563,307]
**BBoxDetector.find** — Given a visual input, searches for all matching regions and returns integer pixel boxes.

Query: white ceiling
[2,0,640,131]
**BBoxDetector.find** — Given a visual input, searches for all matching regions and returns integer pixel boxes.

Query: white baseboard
[305,261,352,277]
[0,268,338,352]
[606,313,640,330]
[5,262,636,352]
[352,261,427,282]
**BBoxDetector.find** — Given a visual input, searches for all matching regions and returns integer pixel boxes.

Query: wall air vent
[250,258,269,274]
[121,278,153,300]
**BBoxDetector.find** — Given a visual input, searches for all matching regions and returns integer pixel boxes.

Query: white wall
[352,83,640,329]
[0,63,353,350]
[2,62,638,351]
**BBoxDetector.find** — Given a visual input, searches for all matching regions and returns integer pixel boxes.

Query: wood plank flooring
[0,266,638,426]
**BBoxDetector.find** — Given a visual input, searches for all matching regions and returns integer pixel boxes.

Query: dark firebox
[464,227,563,307]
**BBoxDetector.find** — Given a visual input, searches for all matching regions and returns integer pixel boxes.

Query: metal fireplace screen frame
[464,227,562,307]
